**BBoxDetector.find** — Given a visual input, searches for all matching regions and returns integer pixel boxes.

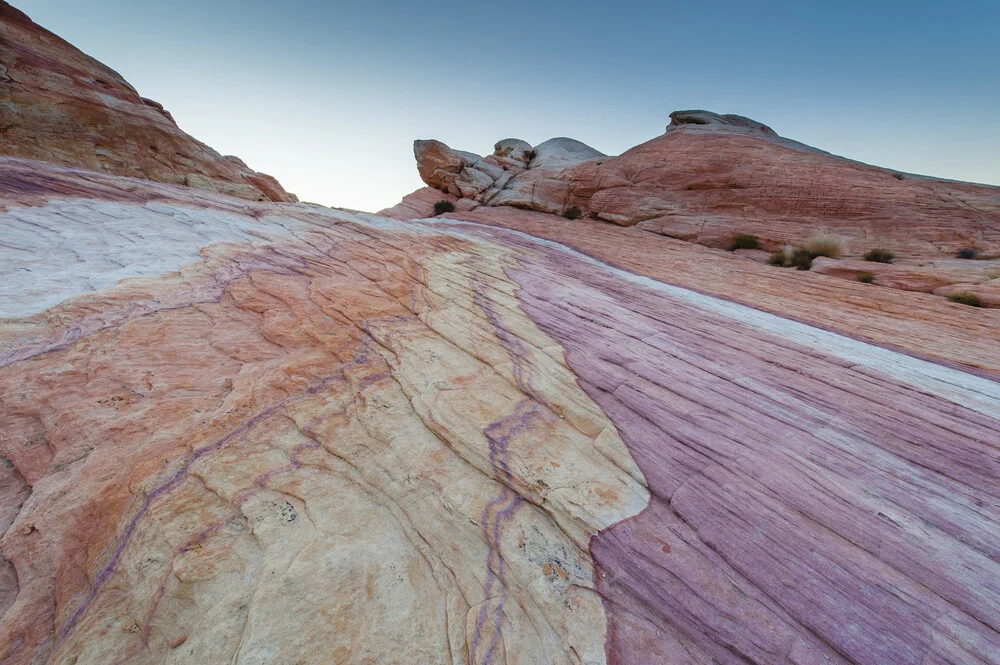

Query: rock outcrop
[2,5,1000,665]
[412,111,1000,258]
[414,135,607,216]
[0,2,296,203]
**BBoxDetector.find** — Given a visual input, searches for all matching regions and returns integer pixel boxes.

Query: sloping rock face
[3,158,1000,665]
[413,111,1000,258]
[1,160,650,664]
[414,206,1000,374]
[0,2,296,203]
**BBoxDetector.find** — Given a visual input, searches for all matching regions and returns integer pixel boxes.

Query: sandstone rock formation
[1,159,651,664]
[412,111,1000,258]
[0,2,296,203]
[414,136,607,216]
[2,5,1000,665]
[4,155,1000,665]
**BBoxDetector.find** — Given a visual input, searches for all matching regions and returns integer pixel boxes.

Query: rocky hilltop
[399,110,1000,306]
[2,4,999,665]
[407,109,1000,254]
[0,1,295,202]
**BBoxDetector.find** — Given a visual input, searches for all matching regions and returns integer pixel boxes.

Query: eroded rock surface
[413,111,1000,258]
[3,157,1000,665]
[0,2,296,202]
[811,256,1000,293]
[1,162,648,664]
[413,135,607,216]
[2,5,1000,665]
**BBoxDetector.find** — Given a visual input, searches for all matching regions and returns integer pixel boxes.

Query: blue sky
[17,0,1000,211]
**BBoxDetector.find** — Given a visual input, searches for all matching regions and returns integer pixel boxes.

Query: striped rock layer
[1,158,999,665]
[1,4,999,662]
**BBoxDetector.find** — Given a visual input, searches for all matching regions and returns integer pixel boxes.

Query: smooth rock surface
[1,163,648,665]
[529,138,606,170]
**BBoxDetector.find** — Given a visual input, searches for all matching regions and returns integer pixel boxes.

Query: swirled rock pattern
[2,157,1000,665]
[3,4,1000,664]
[0,160,648,664]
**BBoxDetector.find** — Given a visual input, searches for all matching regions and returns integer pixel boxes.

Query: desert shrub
[768,250,788,266]
[863,248,895,263]
[984,267,1000,281]
[433,200,456,215]
[563,206,582,220]
[730,233,760,250]
[789,248,815,270]
[857,271,875,283]
[803,234,844,259]
[948,291,982,307]
[956,248,979,259]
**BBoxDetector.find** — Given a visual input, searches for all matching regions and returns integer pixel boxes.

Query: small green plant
[730,233,760,250]
[857,271,875,283]
[956,248,979,259]
[789,248,815,270]
[803,234,844,259]
[863,248,895,263]
[563,206,582,220]
[433,199,456,216]
[768,250,788,266]
[948,291,982,307]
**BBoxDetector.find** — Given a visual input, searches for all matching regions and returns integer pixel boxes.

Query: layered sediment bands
[2,164,999,665]
[4,4,999,662]
[473,227,1000,664]
[0,172,647,664]
[446,207,1000,378]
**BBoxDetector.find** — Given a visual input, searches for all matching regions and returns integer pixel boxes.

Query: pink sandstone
[1,5,1000,665]
[3,156,999,665]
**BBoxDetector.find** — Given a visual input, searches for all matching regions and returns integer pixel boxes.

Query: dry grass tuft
[803,234,844,259]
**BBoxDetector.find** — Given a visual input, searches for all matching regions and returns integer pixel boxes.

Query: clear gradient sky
[17,0,1000,211]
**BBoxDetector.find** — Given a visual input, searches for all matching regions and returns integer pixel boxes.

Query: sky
[16,0,1000,212]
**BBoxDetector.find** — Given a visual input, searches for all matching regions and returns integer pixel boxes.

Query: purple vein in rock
[468,260,538,402]
[466,257,553,664]
[470,400,545,664]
